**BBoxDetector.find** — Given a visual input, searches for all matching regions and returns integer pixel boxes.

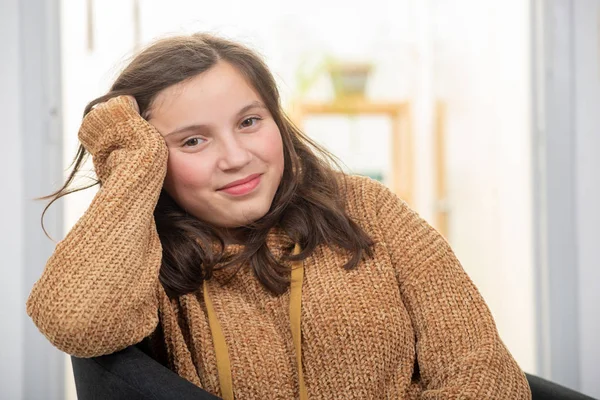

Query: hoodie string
[290,244,308,399]
[203,279,234,400]
[203,244,307,400]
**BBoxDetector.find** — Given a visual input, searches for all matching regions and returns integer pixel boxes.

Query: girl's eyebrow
[235,101,267,118]
[164,101,267,137]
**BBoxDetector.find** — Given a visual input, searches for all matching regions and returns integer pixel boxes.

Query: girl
[27,33,531,399]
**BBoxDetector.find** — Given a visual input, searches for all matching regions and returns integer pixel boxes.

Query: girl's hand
[78,95,161,157]
[78,95,167,182]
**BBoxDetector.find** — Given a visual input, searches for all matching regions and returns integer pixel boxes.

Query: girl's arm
[27,96,169,358]
[372,181,531,399]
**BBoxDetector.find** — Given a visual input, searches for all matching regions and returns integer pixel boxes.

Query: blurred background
[1,0,598,398]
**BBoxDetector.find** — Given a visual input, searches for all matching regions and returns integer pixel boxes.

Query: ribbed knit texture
[27,96,531,399]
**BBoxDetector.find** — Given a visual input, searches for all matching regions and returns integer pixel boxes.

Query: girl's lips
[218,174,262,196]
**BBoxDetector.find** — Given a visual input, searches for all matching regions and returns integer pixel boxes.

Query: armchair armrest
[526,373,597,400]
[71,343,220,400]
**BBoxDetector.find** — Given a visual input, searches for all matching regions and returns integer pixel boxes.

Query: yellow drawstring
[204,244,308,399]
[203,279,234,400]
[290,243,309,400]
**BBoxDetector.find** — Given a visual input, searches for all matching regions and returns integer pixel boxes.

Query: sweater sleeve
[26,96,169,358]
[371,181,531,399]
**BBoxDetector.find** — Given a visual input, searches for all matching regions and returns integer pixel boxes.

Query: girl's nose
[217,134,252,171]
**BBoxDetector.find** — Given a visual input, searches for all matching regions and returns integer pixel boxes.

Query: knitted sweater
[27,96,531,399]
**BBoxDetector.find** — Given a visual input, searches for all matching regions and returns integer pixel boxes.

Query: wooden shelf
[289,99,414,206]
[293,100,410,115]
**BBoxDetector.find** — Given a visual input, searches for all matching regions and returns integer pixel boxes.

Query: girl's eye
[183,137,205,148]
[240,117,261,128]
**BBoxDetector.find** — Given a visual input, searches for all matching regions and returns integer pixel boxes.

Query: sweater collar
[210,226,296,284]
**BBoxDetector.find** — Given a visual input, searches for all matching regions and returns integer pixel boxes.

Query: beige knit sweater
[27,96,531,399]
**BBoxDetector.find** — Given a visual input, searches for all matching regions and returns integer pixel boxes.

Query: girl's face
[148,62,284,228]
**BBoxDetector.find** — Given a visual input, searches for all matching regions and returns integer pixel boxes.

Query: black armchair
[71,344,597,400]
[71,343,219,399]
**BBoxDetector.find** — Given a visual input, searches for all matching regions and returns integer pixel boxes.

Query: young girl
[27,33,531,399]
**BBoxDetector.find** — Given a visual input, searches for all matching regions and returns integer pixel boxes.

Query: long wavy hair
[40,33,374,297]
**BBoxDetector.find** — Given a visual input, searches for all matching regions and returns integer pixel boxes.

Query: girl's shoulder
[336,173,404,211]
[334,173,411,227]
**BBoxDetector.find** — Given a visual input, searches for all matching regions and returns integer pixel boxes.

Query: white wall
[532,0,600,396]
[0,1,25,397]
[431,0,536,373]
[574,1,600,397]
[0,1,65,399]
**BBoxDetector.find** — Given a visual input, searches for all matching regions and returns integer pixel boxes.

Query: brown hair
[41,33,374,296]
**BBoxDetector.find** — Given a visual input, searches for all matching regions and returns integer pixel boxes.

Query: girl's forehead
[149,63,264,128]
